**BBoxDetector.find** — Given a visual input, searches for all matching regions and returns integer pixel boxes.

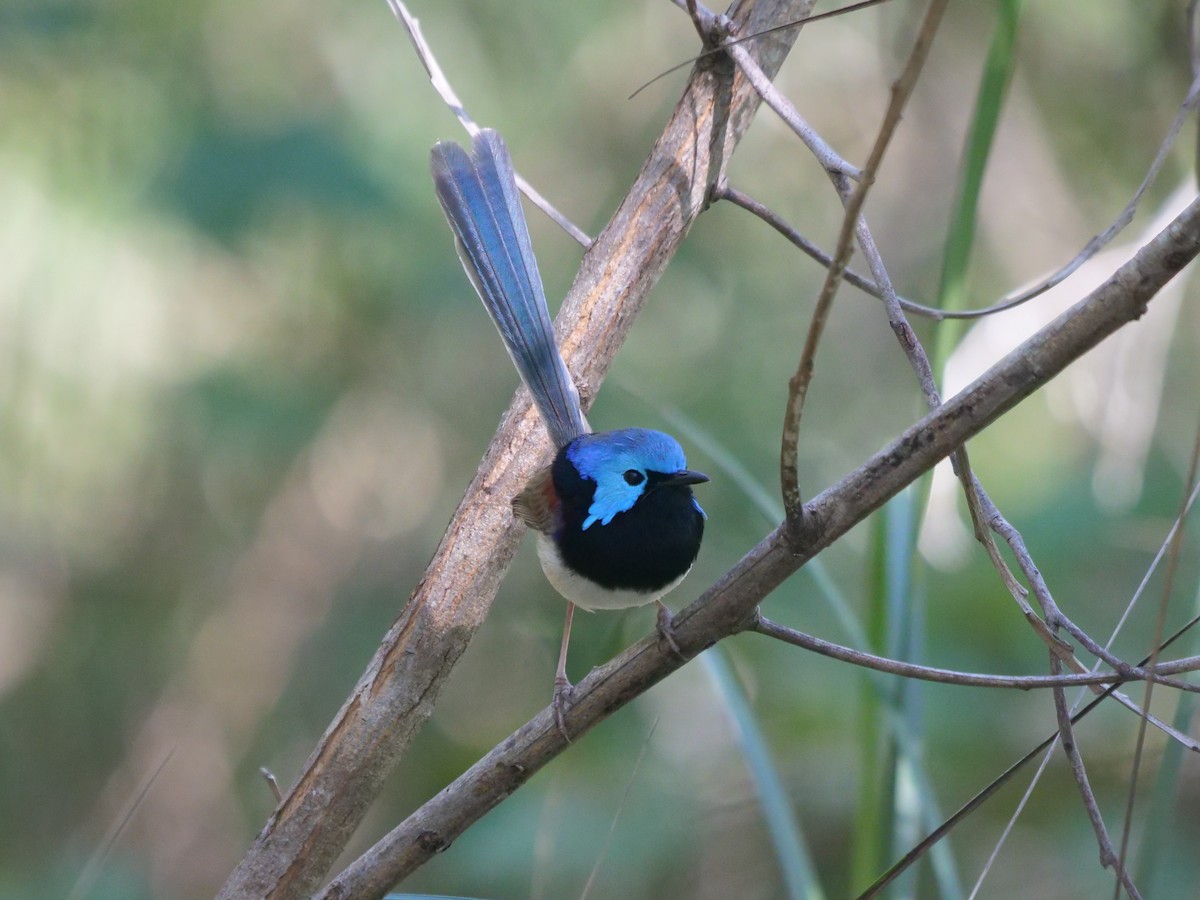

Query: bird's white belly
[535,533,690,611]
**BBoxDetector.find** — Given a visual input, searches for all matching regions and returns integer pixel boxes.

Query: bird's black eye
[623,469,645,486]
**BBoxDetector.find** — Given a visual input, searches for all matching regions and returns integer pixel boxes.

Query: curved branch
[779,0,948,522]
[753,616,1200,693]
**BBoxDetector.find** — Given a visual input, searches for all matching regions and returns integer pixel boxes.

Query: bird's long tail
[431,129,587,449]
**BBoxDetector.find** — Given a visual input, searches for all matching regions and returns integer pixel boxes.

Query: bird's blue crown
[567,428,704,530]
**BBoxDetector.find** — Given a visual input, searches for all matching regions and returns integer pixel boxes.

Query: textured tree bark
[216,1,817,897]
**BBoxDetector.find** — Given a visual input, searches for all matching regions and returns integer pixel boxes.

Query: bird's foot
[655,602,686,661]
[552,676,575,742]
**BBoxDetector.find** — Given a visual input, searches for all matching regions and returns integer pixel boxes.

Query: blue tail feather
[431,130,587,449]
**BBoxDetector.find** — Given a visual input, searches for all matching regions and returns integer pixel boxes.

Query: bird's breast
[549,465,705,600]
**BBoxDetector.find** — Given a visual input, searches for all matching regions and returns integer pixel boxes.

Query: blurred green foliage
[1,1,1198,898]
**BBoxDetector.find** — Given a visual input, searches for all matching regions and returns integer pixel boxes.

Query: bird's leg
[655,600,685,661]
[553,602,576,741]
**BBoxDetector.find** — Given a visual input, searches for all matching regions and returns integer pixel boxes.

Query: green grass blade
[851,503,893,888]
[933,0,1024,367]
[917,3,1023,893]
[702,648,826,900]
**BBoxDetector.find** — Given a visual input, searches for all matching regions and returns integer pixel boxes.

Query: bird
[430,128,708,733]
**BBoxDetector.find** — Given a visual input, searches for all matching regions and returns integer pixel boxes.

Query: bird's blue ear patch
[567,429,691,530]
[581,481,635,530]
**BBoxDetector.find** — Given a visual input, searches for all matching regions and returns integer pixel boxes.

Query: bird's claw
[553,676,574,742]
[656,603,686,661]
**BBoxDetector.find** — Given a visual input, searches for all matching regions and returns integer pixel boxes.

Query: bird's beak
[663,469,709,487]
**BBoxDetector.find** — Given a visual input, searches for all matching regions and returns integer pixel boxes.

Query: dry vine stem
[777,0,949,522]
[217,0,816,896]
[318,197,1200,898]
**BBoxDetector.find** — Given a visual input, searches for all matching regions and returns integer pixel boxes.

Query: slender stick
[753,616,1200,694]
[778,0,950,522]
[1114,419,1200,894]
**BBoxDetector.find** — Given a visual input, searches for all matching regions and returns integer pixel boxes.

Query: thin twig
[842,41,1189,885]
[731,0,1197,778]
[579,720,659,900]
[754,2,1200,880]
[973,476,1200,896]
[760,15,1197,896]
[1048,653,1143,899]
[387,0,593,246]
[987,497,1140,679]
[67,750,174,900]
[753,615,1200,693]
[720,72,1200,321]
[774,19,1195,881]
[860,606,1200,898]
[979,489,1200,745]
[836,21,1200,881]
[1114,419,1200,894]
[777,0,950,523]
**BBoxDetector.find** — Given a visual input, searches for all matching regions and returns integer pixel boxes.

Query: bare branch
[777,4,1199,817]
[319,196,1200,898]
[716,184,938,315]
[719,73,1200,322]
[387,0,592,246]
[973,476,1200,896]
[862,603,1200,898]
[742,7,1198,886]
[1048,653,1143,899]
[753,615,1200,695]
[1115,418,1200,889]
[974,488,1200,751]
[778,0,949,521]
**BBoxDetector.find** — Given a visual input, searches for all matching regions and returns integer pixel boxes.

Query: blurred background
[2,0,1199,897]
